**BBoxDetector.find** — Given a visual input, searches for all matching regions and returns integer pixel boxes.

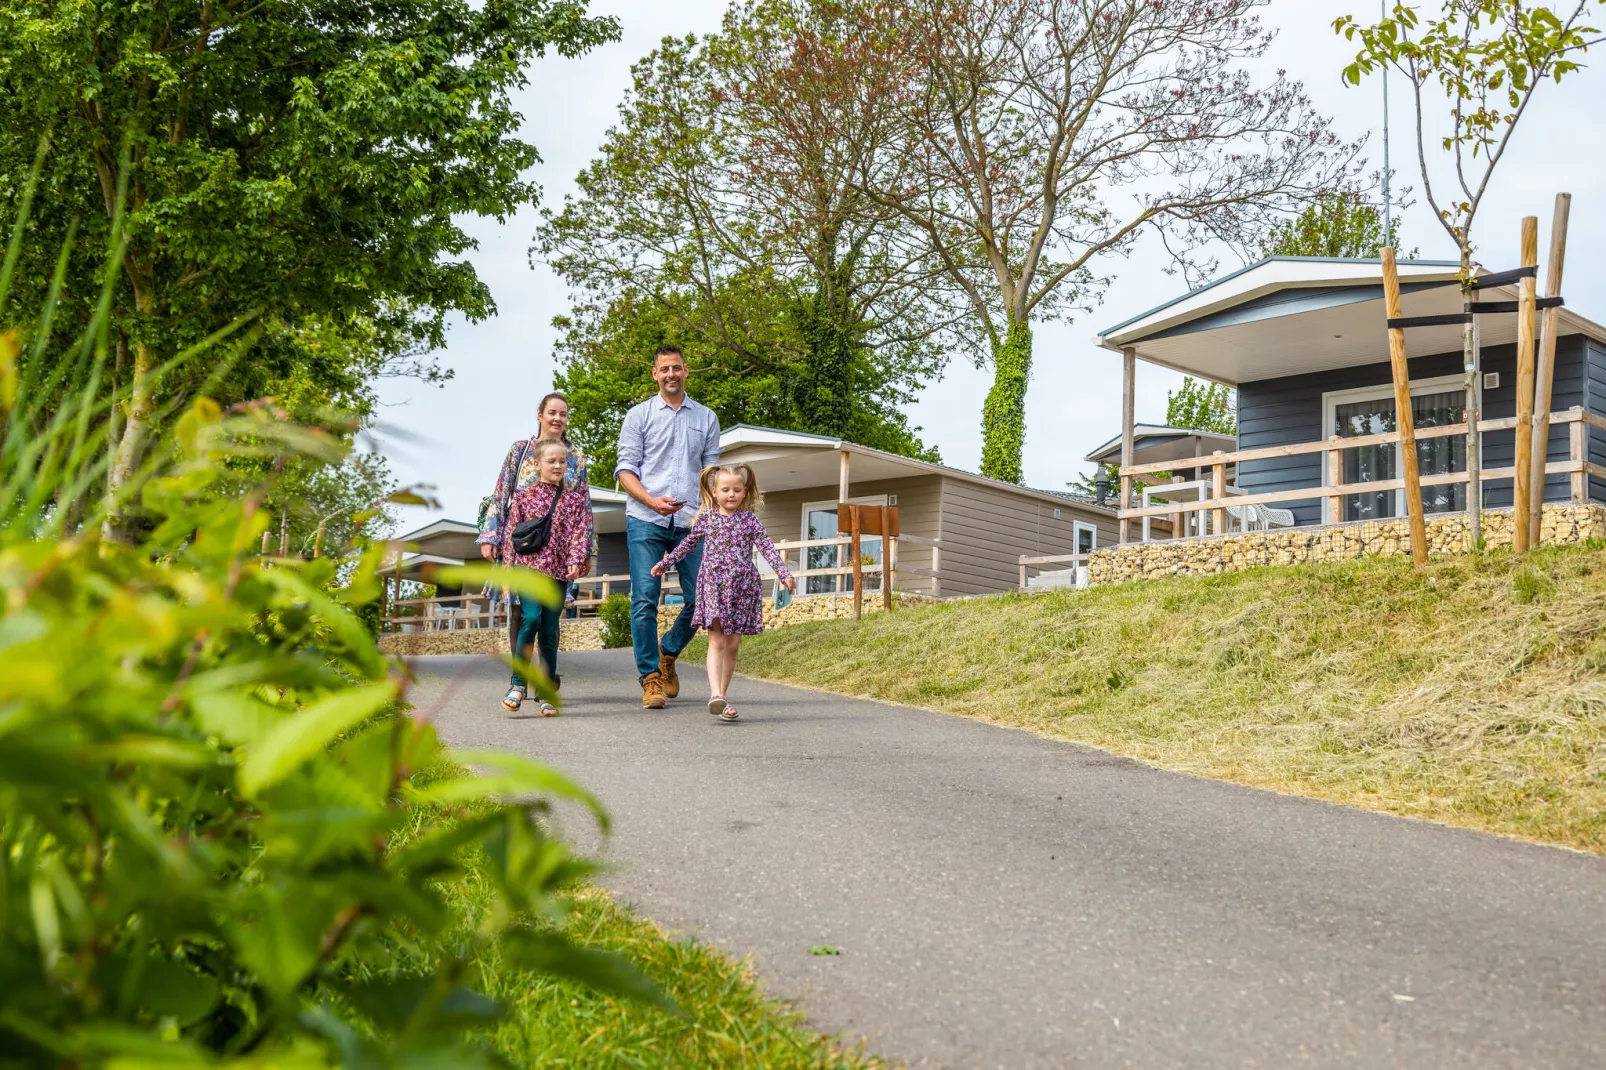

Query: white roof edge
[720,425,844,450]
[1101,259,1468,349]
[722,430,1116,516]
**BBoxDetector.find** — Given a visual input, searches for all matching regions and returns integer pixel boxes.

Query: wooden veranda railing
[1115,406,1604,536]
[382,533,943,633]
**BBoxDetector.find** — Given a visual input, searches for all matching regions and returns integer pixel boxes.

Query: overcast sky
[375,0,1606,528]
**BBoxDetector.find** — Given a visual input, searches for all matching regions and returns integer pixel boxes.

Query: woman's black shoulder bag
[511,483,565,556]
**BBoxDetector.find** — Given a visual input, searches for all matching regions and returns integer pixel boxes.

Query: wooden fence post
[1572,409,1588,503]
[1211,452,1226,536]
[1381,248,1428,566]
[1529,193,1571,545]
[1513,216,1539,556]
[850,508,863,621]
[881,506,893,612]
[1326,437,1344,525]
[931,543,941,598]
[1119,346,1135,544]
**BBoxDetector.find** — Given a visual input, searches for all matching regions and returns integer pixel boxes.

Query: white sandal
[707,697,726,718]
[718,704,739,723]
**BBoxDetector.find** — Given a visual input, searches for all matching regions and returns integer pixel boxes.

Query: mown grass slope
[715,544,1606,852]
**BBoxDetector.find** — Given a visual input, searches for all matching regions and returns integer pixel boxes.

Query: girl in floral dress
[652,464,796,722]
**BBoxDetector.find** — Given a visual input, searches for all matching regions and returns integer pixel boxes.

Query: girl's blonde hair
[533,437,569,480]
[696,463,762,514]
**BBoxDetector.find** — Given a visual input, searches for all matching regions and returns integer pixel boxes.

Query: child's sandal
[707,697,726,718]
[718,704,739,723]
[538,700,559,717]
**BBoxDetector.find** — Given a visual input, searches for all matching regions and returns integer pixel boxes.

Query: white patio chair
[1258,505,1296,530]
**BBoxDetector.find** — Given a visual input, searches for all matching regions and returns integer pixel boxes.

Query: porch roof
[719,425,1114,514]
[1095,256,1606,386]
[1084,425,1237,466]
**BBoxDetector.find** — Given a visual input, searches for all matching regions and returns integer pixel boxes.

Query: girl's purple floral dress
[658,509,792,635]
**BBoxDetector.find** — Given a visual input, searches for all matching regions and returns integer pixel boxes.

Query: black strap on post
[1387,313,1473,329]
[1467,266,1538,290]
[1465,297,1565,315]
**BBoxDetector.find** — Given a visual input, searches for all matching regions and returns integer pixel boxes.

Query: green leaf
[343,977,505,1033]
[189,690,284,747]
[238,681,397,797]
[501,930,678,1014]
[413,750,608,831]
[435,564,562,608]
[95,952,220,1026]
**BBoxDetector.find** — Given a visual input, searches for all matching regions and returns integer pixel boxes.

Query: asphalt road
[408,649,1606,1069]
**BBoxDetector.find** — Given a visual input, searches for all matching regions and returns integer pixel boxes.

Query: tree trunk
[104,274,156,540]
[980,319,1031,484]
[1460,243,1482,548]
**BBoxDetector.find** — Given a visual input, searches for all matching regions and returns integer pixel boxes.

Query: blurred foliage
[0,184,666,1068]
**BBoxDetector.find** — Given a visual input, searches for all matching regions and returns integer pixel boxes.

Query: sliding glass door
[1327,378,1467,523]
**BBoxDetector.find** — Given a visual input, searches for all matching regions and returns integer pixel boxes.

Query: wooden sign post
[1381,248,1429,567]
[838,504,900,620]
[1529,193,1572,547]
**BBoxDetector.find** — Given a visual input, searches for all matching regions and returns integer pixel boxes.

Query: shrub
[599,591,633,648]
[0,184,663,1067]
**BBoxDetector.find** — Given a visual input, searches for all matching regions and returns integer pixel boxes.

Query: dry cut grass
[720,543,1606,852]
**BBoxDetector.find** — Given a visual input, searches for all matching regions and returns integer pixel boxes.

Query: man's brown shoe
[641,671,667,709]
[658,651,680,699]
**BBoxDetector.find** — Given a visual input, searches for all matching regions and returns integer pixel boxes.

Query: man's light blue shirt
[614,393,721,528]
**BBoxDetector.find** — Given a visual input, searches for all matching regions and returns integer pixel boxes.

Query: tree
[0,0,620,520]
[1261,191,1411,259]
[1337,0,1603,542]
[552,284,939,480]
[1166,377,1236,437]
[536,1,956,456]
[847,0,1359,483]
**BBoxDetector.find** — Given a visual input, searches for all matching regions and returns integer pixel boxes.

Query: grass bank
[707,544,1606,853]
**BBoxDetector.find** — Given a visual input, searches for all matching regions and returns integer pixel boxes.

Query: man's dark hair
[653,345,685,366]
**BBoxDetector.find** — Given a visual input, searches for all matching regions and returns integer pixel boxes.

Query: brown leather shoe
[658,651,680,699]
[641,671,667,709]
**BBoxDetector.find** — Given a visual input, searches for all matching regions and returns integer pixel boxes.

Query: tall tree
[844,0,1359,483]
[1166,377,1236,437]
[0,0,619,518]
[1337,0,1603,542]
[536,0,956,456]
[1261,191,1409,259]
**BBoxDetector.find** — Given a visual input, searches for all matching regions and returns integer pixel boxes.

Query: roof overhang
[719,425,1116,514]
[1085,425,1238,465]
[1096,257,1606,386]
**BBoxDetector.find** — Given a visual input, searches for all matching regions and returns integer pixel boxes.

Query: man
[615,346,721,708]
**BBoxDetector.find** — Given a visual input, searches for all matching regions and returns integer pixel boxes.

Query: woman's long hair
[536,392,570,444]
[696,464,762,515]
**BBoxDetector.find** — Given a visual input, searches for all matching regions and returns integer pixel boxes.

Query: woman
[476,393,596,682]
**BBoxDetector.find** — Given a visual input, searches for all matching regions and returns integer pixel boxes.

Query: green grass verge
[699,544,1606,853]
[460,887,879,1068]
[380,762,880,1068]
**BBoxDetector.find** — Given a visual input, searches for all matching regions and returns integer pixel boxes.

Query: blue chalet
[1095,257,1606,542]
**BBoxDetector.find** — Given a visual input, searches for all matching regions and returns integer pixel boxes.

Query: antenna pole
[1382,0,1392,242]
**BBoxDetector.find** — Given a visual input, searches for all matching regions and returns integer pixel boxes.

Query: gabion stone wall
[1086,503,1606,586]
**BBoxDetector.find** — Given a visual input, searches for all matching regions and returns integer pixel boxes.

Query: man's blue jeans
[627,516,704,681]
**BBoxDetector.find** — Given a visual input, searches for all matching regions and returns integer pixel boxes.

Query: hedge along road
[408,649,1606,1069]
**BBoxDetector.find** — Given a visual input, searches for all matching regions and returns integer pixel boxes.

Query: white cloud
[377,0,1606,526]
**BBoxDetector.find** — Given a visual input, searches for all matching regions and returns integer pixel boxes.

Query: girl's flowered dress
[658,510,792,635]
[499,481,591,581]
[475,438,595,607]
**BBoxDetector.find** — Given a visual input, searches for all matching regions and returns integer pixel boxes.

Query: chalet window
[1322,375,1468,524]
[800,495,889,595]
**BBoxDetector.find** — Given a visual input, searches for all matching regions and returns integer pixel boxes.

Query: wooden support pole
[930,543,941,598]
[1326,437,1344,524]
[838,449,851,504]
[880,506,893,611]
[1513,216,1540,556]
[1571,410,1588,503]
[887,531,898,609]
[1529,193,1571,545]
[1119,347,1136,544]
[260,529,271,557]
[1169,475,1184,539]
[1211,452,1226,536]
[1019,557,1028,591]
[1381,248,1429,566]
[850,508,863,621]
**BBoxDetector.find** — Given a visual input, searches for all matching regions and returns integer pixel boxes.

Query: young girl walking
[651,464,796,722]
[497,439,591,715]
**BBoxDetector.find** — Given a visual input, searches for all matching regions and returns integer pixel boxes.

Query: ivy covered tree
[0,0,620,524]
[830,0,1360,483]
